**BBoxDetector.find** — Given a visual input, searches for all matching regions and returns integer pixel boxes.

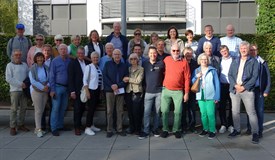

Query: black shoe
[189,127,198,134]
[152,130,160,137]
[259,132,263,139]
[208,132,216,139]
[117,131,127,136]
[174,131,182,139]
[245,129,252,135]
[199,130,208,137]
[161,131,169,138]
[228,129,241,138]
[252,133,259,144]
[138,132,149,140]
[106,132,113,138]
[126,128,134,134]
[52,130,60,136]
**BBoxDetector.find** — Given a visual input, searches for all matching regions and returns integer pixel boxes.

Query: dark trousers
[41,95,52,130]
[86,88,100,127]
[181,92,196,130]
[125,92,143,133]
[73,93,86,129]
[219,83,233,127]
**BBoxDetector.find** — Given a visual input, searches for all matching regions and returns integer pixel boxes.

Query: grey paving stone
[150,136,186,150]
[76,135,115,149]
[189,148,233,160]
[184,134,223,150]
[25,149,72,160]
[227,148,275,160]
[40,136,83,149]
[4,137,49,149]
[150,149,191,160]
[0,137,16,148]
[0,149,34,160]
[112,135,149,150]
[108,149,148,160]
[67,149,109,160]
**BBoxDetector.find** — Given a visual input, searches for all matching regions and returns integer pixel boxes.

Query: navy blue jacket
[103,60,129,92]
[228,56,259,93]
[257,56,271,94]
[106,32,128,61]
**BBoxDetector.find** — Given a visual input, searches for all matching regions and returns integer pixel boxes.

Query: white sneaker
[228,126,234,133]
[85,127,95,136]
[36,129,43,138]
[91,125,101,132]
[219,125,227,134]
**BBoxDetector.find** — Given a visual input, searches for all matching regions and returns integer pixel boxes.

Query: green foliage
[255,0,275,34]
[0,0,18,34]
[0,34,274,110]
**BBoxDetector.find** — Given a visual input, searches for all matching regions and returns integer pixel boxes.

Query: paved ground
[0,113,275,160]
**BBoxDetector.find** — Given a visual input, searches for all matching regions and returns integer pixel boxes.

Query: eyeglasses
[172,50,180,52]
[134,33,141,36]
[55,39,62,41]
[36,39,43,41]
[130,58,138,60]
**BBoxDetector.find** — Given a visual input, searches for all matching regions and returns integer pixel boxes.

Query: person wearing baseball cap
[6,23,32,63]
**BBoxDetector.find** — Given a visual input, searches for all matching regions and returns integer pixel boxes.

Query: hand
[22,83,26,89]
[196,72,202,78]
[50,92,56,99]
[123,77,129,83]
[111,84,118,91]
[43,85,49,92]
[214,100,219,104]
[235,84,245,93]
[183,93,189,103]
[263,93,268,97]
[86,90,91,99]
[70,92,76,99]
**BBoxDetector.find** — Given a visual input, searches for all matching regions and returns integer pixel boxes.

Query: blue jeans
[143,92,161,134]
[50,85,69,132]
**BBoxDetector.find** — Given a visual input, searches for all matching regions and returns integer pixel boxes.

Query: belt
[56,83,68,87]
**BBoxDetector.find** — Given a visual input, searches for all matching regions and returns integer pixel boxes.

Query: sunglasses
[55,39,63,41]
[172,50,180,52]
[134,33,141,36]
[130,58,138,60]
[36,39,43,41]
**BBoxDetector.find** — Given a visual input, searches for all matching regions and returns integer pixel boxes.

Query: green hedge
[0,34,274,109]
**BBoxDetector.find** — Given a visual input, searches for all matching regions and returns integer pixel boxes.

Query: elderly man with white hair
[49,43,71,136]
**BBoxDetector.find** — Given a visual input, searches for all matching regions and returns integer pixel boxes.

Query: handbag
[191,70,200,93]
[80,65,91,103]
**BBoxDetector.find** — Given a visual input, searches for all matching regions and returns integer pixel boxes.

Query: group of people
[5,22,270,145]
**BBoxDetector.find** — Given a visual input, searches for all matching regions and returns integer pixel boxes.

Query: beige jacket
[126,66,144,93]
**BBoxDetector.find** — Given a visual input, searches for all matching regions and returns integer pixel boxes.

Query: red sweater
[163,56,190,93]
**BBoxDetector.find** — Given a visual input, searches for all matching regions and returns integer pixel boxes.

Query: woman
[83,52,103,136]
[27,34,45,67]
[184,30,198,59]
[192,53,220,139]
[68,35,81,59]
[143,32,159,58]
[127,28,147,55]
[29,52,49,137]
[164,26,184,55]
[123,53,144,134]
[203,42,220,74]
[84,30,104,62]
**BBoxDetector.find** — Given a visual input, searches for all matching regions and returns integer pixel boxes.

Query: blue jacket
[192,66,220,101]
[106,32,128,61]
[257,56,271,94]
[103,60,129,92]
[228,56,258,93]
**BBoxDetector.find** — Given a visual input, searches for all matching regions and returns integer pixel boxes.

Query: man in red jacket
[160,44,191,139]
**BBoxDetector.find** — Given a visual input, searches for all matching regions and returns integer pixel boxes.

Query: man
[218,45,234,134]
[68,47,89,135]
[196,25,221,57]
[49,44,71,136]
[131,44,148,66]
[156,39,169,61]
[5,49,30,135]
[52,34,64,57]
[6,23,32,63]
[220,24,242,58]
[181,47,198,133]
[161,44,191,139]
[228,41,259,144]
[106,22,128,61]
[246,44,271,138]
[103,49,128,138]
[138,46,165,139]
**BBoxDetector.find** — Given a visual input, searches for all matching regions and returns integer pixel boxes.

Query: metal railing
[99,0,186,19]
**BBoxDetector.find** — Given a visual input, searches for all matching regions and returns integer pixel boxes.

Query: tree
[255,0,275,34]
[0,0,18,34]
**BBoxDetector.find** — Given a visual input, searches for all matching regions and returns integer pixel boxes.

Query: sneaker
[106,132,113,138]
[91,125,101,132]
[160,131,169,138]
[138,132,149,140]
[245,129,252,135]
[219,125,227,134]
[208,132,216,139]
[117,131,127,136]
[228,126,234,133]
[174,131,182,139]
[152,130,160,137]
[10,128,16,136]
[199,130,208,137]
[36,129,43,138]
[252,133,259,144]
[85,127,95,136]
[228,129,241,138]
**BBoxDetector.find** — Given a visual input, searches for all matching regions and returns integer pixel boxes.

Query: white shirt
[220,56,233,83]
[236,59,246,85]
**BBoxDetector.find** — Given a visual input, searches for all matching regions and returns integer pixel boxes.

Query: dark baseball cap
[16,23,25,29]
